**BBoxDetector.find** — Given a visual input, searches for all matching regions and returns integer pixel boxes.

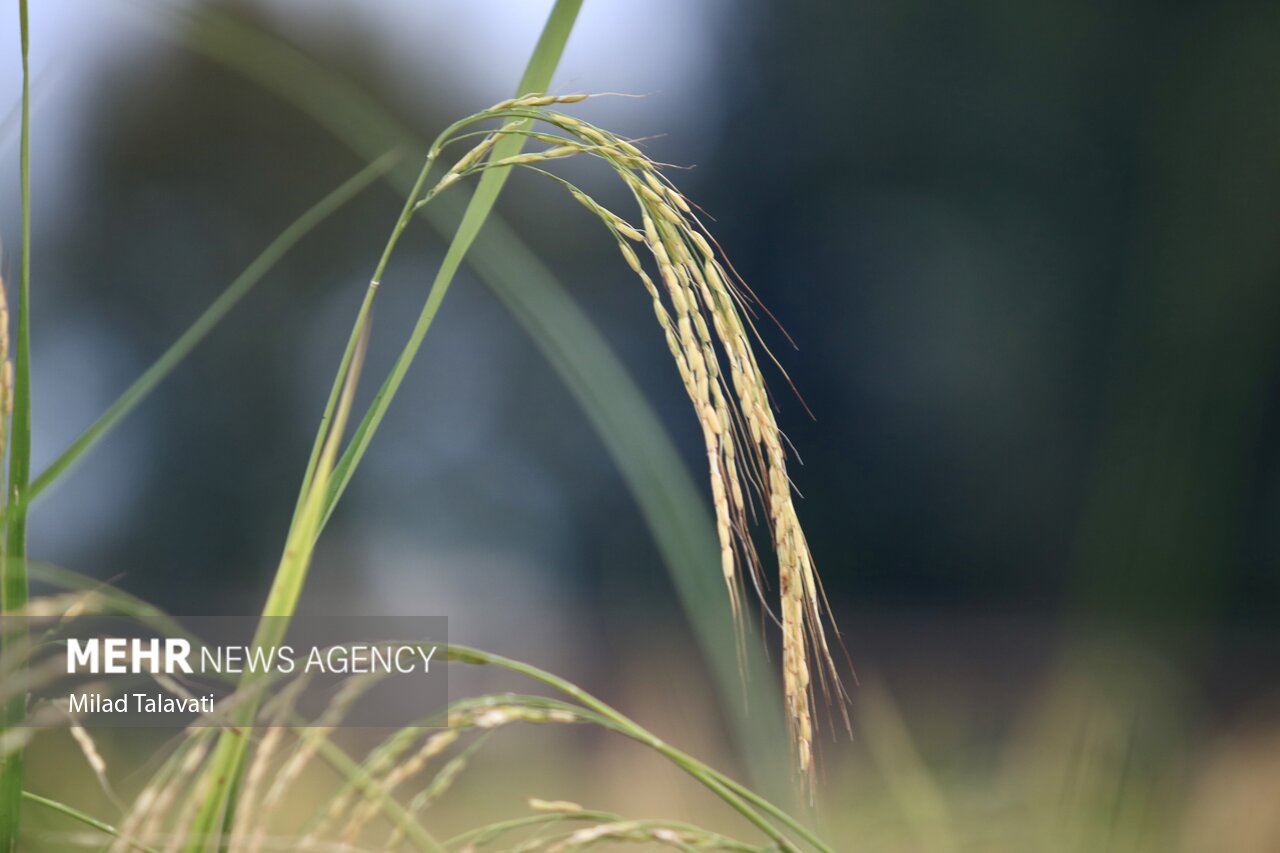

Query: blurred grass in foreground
[15,628,1280,851]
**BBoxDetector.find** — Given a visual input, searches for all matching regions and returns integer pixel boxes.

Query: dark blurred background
[4,0,1280,842]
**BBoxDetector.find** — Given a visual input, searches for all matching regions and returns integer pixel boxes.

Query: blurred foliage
[27,0,1280,639]
[704,1,1280,639]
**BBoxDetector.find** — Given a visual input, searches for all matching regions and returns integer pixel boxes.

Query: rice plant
[0,1,844,850]
[0,5,1264,845]
[410,95,852,771]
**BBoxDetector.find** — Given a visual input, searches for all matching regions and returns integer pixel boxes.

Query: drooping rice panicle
[425,95,849,773]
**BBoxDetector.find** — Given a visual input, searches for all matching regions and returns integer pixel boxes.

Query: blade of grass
[22,792,159,853]
[317,0,585,519]
[0,152,397,529]
[145,0,791,797]
[0,2,33,849]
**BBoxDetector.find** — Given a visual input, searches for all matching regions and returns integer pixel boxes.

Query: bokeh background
[3,1,1280,849]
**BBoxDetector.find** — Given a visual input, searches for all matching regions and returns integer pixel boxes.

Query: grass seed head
[439,97,849,774]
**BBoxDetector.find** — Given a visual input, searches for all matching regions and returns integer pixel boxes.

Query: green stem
[320,0,584,521]
[185,311,372,850]
[0,2,33,849]
[289,144,443,533]
[186,129,438,853]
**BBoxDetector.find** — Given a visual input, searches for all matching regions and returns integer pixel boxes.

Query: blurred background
[3,0,1280,849]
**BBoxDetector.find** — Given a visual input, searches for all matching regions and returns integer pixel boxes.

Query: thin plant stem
[0,2,33,849]
[442,811,622,849]
[319,0,585,522]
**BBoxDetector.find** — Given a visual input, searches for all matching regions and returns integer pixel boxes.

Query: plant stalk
[0,1,33,848]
